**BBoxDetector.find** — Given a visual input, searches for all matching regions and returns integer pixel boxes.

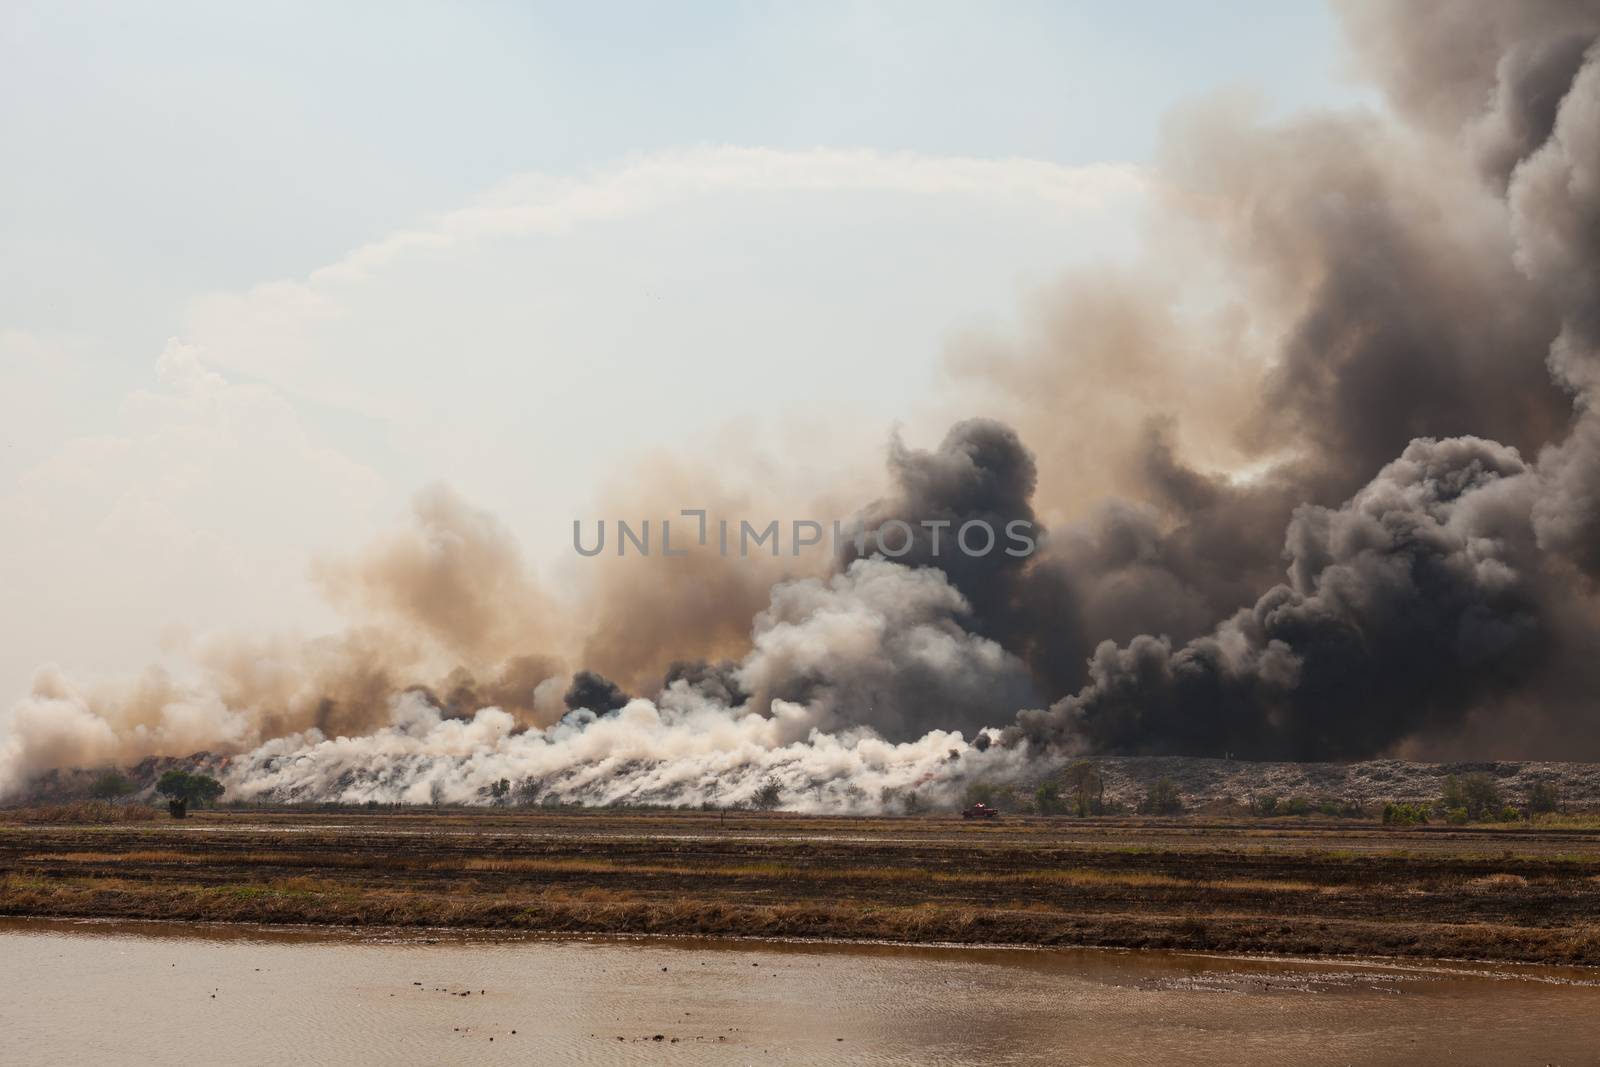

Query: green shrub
[1382,802,1429,827]
[1528,782,1562,815]
[1440,773,1503,822]
[964,781,999,807]
[1034,782,1064,816]
[1137,778,1183,815]
[1250,794,1280,816]
[1313,798,1363,818]
[89,771,135,800]
[1063,761,1106,816]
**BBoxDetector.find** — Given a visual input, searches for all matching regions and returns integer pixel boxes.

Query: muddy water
[1,919,1596,1066]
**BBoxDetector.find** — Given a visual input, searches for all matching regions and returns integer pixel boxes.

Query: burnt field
[3,808,1600,966]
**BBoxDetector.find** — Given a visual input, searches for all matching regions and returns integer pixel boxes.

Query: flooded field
[2,918,1597,1066]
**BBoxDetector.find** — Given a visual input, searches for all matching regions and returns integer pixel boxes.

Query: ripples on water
[1,918,1596,1066]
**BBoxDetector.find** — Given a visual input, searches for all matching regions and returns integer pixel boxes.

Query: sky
[0,1,1371,701]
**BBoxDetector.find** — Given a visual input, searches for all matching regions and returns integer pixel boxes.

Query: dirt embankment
[3,808,1600,965]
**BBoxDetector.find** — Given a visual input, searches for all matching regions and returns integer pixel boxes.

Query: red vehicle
[961,802,1001,820]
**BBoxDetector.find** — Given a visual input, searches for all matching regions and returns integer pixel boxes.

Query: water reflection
[1,918,1595,1066]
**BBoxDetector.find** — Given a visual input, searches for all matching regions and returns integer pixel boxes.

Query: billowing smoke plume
[6,1,1600,803]
[1008,0,1600,757]
[0,488,574,789]
[563,671,631,715]
[737,557,1034,740]
[1015,436,1551,758]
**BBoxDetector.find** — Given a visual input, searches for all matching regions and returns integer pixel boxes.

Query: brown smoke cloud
[0,486,574,787]
[570,458,819,695]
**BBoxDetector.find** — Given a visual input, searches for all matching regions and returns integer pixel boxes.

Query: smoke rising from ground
[221,690,1022,812]
[5,1,1600,803]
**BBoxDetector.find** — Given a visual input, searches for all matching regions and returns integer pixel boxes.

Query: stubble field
[3,807,1599,965]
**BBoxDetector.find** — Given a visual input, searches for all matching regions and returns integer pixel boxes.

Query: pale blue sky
[3,1,1361,350]
[0,1,1370,696]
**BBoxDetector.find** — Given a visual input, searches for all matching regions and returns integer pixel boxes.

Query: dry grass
[6,809,1600,963]
[452,856,1319,893]
[1531,814,1600,831]
[1468,873,1531,890]
[2,803,161,825]
[25,850,190,863]
[6,870,1598,963]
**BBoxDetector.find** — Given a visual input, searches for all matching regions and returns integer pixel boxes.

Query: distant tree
[1528,781,1562,815]
[89,772,134,800]
[488,778,511,804]
[963,781,999,807]
[1315,798,1365,818]
[155,770,224,818]
[750,777,784,811]
[1034,782,1063,816]
[1063,761,1105,816]
[1250,794,1280,817]
[1440,773,1502,822]
[1282,796,1314,817]
[1137,778,1183,816]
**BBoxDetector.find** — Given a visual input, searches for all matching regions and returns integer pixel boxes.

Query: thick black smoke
[563,670,631,714]
[1016,437,1549,758]
[819,3,1600,759]
[1001,2,1600,758]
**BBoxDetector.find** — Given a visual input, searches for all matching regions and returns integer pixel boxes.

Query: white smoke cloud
[737,557,1036,740]
[221,690,1024,812]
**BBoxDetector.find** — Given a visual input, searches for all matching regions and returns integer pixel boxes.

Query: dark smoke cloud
[843,418,1039,637]
[563,670,631,715]
[938,80,1572,722]
[1015,437,1548,758]
[1345,1,1600,582]
[1003,0,1600,759]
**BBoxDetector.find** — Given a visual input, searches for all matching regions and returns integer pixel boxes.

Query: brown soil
[3,808,1599,965]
